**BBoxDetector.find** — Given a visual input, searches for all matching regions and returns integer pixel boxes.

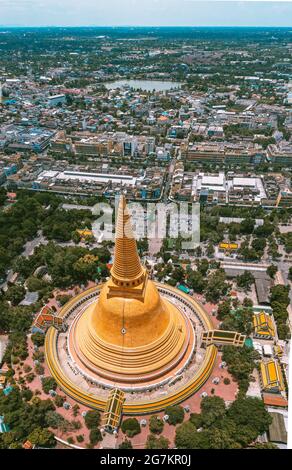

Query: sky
[1,0,292,27]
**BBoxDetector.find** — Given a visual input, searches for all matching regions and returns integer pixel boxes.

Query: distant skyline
[1,1,292,27]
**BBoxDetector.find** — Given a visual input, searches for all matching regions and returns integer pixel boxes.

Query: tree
[267,265,277,279]
[31,332,45,347]
[84,410,101,429]
[26,276,48,292]
[5,285,26,306]
[56,294,72,306]
[171,265,185,283]
[270,285,290,306]
[205,270,229,303]
[255,222,274,238]
[54,395,65,408]
[206,243,215,257]
[73,254,99,282]
[189,413,203,428]
[236,271,255,291]
[226,397,272,447]
[239,246,260,262]
[121,418,141,437]
[222,346,259,394]
[119,439,133,449]
[149,415,164,434]
[205,427,239,449]
[251,237,266,254]
[21,389,33,402]
[270,284,290,339]
[196,258,209,276]
[146,434,169,449]
[187,270,204,293]
[27,427,56,448]
[239,219,254,235]
[89,429,102,445]
[0,187,6,206]
[45,411,68,429]
[165,405,184,425]
[41,377,57,394]
[175,421,208,449]
[200,396,226,427]
[243,297,253,308]
[72,404,80,417]
[217,300,231,320]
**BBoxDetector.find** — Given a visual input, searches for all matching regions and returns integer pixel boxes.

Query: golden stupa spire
[110,195,145,288]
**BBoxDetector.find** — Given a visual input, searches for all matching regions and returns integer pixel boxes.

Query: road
[0,231,48,291]
[163,159,176,203]
[22,230,48,258]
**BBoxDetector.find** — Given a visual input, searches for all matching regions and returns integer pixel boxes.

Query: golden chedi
[71,196,191,383]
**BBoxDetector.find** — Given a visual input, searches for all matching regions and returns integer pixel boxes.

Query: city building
[170,165,268,206]
[181,141,264,165]
[267,141,292,166]
[47,94,66,107]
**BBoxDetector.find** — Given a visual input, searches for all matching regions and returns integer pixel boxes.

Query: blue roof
[177,284,190,294]
[0,416,10,433]
[3,385,13,396]
[245,338,253,349]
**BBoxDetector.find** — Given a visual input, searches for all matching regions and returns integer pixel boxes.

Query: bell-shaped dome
[72,195,191,382]
[90,278,171,348]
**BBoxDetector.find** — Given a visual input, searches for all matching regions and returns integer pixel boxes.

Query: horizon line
[1,24,292,28]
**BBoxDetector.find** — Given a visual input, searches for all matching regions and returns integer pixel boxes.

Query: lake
[104,79,182,92]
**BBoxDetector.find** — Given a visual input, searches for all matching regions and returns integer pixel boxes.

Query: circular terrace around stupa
[45,196,216,414]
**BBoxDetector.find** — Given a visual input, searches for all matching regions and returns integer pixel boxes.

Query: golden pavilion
[260,359,285,393]
[253,311,275,340]
[69,195,192,384]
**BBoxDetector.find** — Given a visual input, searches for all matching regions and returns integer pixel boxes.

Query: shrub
[71,420,82,430]
[33,351,45,363]
[89,429,102,445]
[149,415,164,434]
[31,332,45,347]
[84,410,101,429]
[146,434,169,449]
[45,411,67,430]
[26,372,35,383]
[67,437,74,445]
[27,427,56,448]
[72,404,80,417]
[54,395,66,407]
[119,439,133,449]
[76,435,84,443]
[21,388,33,401]
[35,364,45,375]
[223,377,230,385]
[42,376,57,394]
[56,294,72,306]
[121,418,141,437]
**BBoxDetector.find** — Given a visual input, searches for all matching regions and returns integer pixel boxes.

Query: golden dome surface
[71,195,192,383]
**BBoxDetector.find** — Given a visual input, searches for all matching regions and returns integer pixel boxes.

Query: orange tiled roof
[23,440,33,449]
[263,393,288,408]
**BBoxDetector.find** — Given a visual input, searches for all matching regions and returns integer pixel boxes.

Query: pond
[104,79,182,92]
